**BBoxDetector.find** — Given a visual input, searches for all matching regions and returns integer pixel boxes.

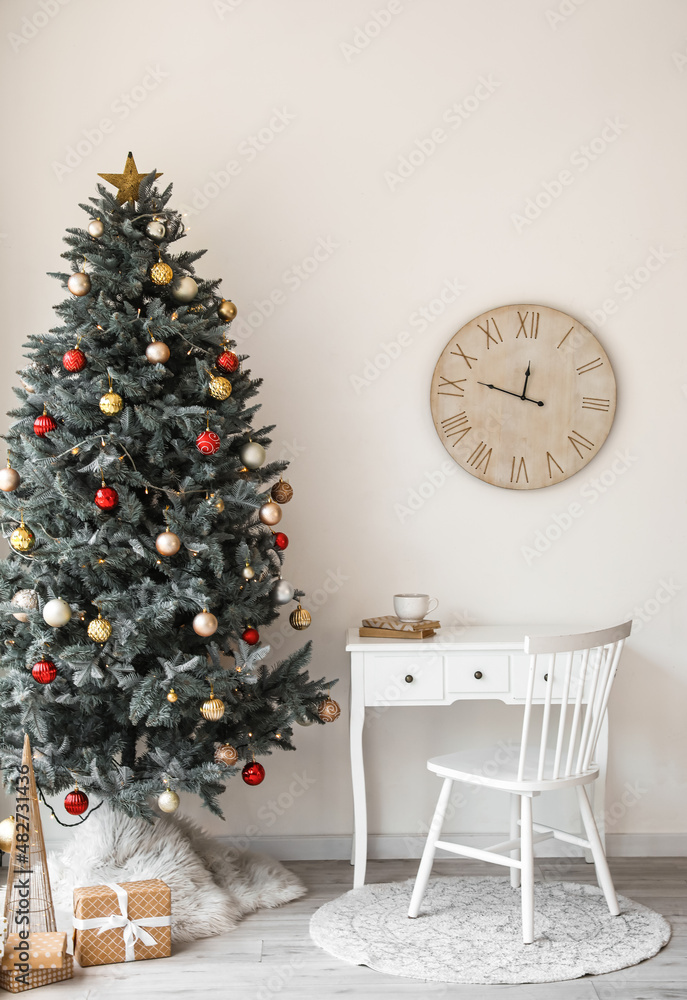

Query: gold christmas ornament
[0,815,15,853]
[11,588,38,622]
[10,516,35,553]
[193,610,218,636]
[99,391,123,415]
[218,299,237,322]
[67,271,91,296]
[289,604,312,630]
[150,260,173,285]
[258,501,282,526]
[210,494,225,512]
[71,446,80,455]
[201,684,225,721]
[158,789,180,813]
[271,479,293,504]
[0,457,21,492]
[241,562,255,581]
[167,688,178,703]
[208,375,232,401]
[88,218,104,238]
[156,530,181,556]
[146,340,171,364]
[87,613,112,643]
[317,697,341,723]
[215,744,238,766]
[98,152,161,204]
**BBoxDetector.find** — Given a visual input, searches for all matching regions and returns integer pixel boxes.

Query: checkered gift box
[73,879,171,967]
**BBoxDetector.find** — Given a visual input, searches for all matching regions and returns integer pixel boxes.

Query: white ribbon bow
[73,882,170,963]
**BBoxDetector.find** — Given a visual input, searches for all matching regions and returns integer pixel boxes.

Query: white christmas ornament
[158,789,180,813]
[239,441,266,470]
[42,598,72,627]
[273,579,294,605]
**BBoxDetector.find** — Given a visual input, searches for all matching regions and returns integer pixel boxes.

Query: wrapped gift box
[0,955,74,993]
[73,879,171,967]
[0,932,67,971]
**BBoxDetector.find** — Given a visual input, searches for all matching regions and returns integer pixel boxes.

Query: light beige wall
[0,0,685,849]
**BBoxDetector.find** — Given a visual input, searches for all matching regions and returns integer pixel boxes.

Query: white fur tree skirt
[49,807,305,941]
[310,877,671,984]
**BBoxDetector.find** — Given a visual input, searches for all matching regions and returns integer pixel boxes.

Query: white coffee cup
[393,594,439,622]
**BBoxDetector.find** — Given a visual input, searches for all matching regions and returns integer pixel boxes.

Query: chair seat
[427,745,599,792]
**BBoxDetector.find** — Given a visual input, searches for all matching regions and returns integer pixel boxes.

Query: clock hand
[521,362,531,399]
[477,381,545,406]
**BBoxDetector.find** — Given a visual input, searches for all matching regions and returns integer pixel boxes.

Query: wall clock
[430,304,616,490]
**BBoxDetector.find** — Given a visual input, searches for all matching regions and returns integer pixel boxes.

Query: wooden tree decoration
[1,734,73,991]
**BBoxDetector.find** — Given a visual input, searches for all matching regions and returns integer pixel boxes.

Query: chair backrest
[518,621,632,782]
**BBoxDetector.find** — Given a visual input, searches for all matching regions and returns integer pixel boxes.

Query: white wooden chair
[408,621,632,944]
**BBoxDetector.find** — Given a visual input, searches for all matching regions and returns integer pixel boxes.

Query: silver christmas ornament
[241,564,255,580]
[11,589,38,622]
[146,219,166,240]
[0,466,20,492]
[193,610,218,636]
[171,276,198,302]
[155,530,181,556]
[145,340,171,364]
[239,441,266,470]
[273,579,294,605]
[88,219,104,238]
[42,597,72,627]
[296,716,315,727]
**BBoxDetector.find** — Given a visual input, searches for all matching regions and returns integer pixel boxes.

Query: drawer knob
[544,673,548,682]
[474,671,483,680]
[405,674,414,684]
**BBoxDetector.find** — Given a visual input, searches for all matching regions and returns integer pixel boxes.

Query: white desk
[346,625,607,888]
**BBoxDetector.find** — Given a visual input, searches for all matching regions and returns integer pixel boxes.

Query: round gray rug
[310,877,671,984]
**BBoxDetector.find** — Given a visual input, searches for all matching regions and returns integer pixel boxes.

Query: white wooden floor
[2,857,685,1000]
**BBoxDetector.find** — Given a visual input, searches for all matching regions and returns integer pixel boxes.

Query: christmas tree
[0,153,336,822]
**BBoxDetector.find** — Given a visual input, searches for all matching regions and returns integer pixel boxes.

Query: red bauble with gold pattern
[241,762,265,786]
[34,412,57,437]
[95,486,119,510]
[196,430,221,455]
[32,659,57,684]
[64,789,89,815]
[217,350,239,373]
[242,627,259,645]
[62,348,86,372]
[273,532,289,551]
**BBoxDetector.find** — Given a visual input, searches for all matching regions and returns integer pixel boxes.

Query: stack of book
[359,615,440,639]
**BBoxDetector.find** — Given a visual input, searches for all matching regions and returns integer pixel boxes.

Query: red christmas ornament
[196,429,221,455]
[34,411,57,437]
[274,532,289,551]
[64,788,89,815]
[241,762,265,786]
[95,486,119,510]
[242,627,259,645]
[217,350,239,373]
[32,659,57,684]
[62,348,86,372]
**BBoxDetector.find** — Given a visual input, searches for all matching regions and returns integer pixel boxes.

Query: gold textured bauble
[209,376,232,401]
[146,340,171,364]
[271,479,293,504]
[67,272,91,296]
[155,530,181,556]
[258,501,282,526]
[11,589,38,622]
[158,789,180,813]
[317,697,341,723]
[99,391,123,415]
[193,611,218,636]
[201,696,225,722]
[289,605,312,630]
[167,688,178,703]
[215,744,238,766]
[10,525,35,553]
[218,299,237,322]
[0,815,15,853]
[0,466,21,492]
[150,261,174,285]
[87,614,112,643]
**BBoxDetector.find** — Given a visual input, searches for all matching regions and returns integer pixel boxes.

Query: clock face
[430,304,616,490]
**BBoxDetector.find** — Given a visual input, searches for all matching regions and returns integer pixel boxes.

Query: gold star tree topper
[98,152,161,204]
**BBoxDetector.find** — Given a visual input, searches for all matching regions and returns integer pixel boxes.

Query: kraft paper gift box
[73,879,171,967]
[0,932,67,971]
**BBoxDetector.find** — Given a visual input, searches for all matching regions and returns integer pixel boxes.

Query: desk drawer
[511,653,592,701]
[364,654,444,704]
[445,655,510,694]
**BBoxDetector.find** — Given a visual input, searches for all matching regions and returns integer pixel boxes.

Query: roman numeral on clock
[450,343,478,368]
[568,429,595,457]
[441,412,471,445]
[576,358,603,375]
[511,456,529,484]
[516,311,539,339]
[477,318,503,349]
[546,452,564,478]
[437,375,466,397]
[582,397,610,411]
[467,441,492,473]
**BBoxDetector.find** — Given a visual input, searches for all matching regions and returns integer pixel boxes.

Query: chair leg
[408,777,453,918]
[509,793,521,889]
[520,794,534,944]
[576,784,619,916]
